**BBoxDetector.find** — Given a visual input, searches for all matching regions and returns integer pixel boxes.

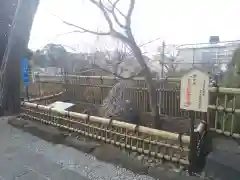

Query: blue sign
[21,57,30,86]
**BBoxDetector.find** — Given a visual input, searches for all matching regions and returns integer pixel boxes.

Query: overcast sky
[28,0,240,54]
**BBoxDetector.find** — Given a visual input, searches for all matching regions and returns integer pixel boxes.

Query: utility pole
[192,48,196,67]
[0,0,39,116]
[161,41,165,78]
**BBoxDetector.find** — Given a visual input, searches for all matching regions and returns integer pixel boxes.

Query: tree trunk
[0,0,39,115]
[128,43,161,129]
[0,0,18,64]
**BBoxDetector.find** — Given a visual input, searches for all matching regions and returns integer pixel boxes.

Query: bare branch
[93,63,143,79]
[89,0,114,30]
[107,0,126,18]
[52,14,110,35]
[112,2,126,28]
[104,48,127,75]
[77,63,142,80]
[53,30,86,38]
[126,0,135,28]
[108,0,126,28]
[52,1,138,46]
[106,0,135,32]
[139,37,162,47]
[112,30,133,43]
[53,0,116,35]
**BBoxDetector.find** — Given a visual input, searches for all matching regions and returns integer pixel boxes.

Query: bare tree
[55,0,161,128]
[155,43,181,78]
[102,44,128,76]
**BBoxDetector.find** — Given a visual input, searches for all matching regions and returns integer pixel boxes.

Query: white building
[175,40,240,72]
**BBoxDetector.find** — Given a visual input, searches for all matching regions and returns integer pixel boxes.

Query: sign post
[180,68,210,174]
[21,57,30,101]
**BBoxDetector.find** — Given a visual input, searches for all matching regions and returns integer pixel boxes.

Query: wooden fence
[35,74,240,137]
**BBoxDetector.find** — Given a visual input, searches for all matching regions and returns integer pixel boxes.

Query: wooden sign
[180,69,209,112]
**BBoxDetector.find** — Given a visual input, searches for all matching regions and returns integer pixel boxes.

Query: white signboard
[180,69,209,112]
[48,101,75,111]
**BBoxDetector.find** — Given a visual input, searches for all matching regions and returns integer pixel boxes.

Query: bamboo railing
[21,101,190,165]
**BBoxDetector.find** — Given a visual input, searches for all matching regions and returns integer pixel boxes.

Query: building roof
[177,40,240,50]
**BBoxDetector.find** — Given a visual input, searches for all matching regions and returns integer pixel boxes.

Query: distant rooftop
[177,40,240,50]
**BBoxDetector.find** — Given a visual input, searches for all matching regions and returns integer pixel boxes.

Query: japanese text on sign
[180,69,209,112]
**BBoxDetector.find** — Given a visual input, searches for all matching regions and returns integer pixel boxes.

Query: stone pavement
[0,118,89,180]
[3,116,240,180]
[203,135,240,180]
[0,117,156,180]
[1,116,207,180]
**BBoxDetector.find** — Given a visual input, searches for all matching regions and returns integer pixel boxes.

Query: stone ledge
[91,144,148,174]
[8,117,67,144]
[8,117,29,128]
[64,136,100,153]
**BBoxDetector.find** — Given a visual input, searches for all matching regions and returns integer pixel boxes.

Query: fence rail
[28,90,66,105]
